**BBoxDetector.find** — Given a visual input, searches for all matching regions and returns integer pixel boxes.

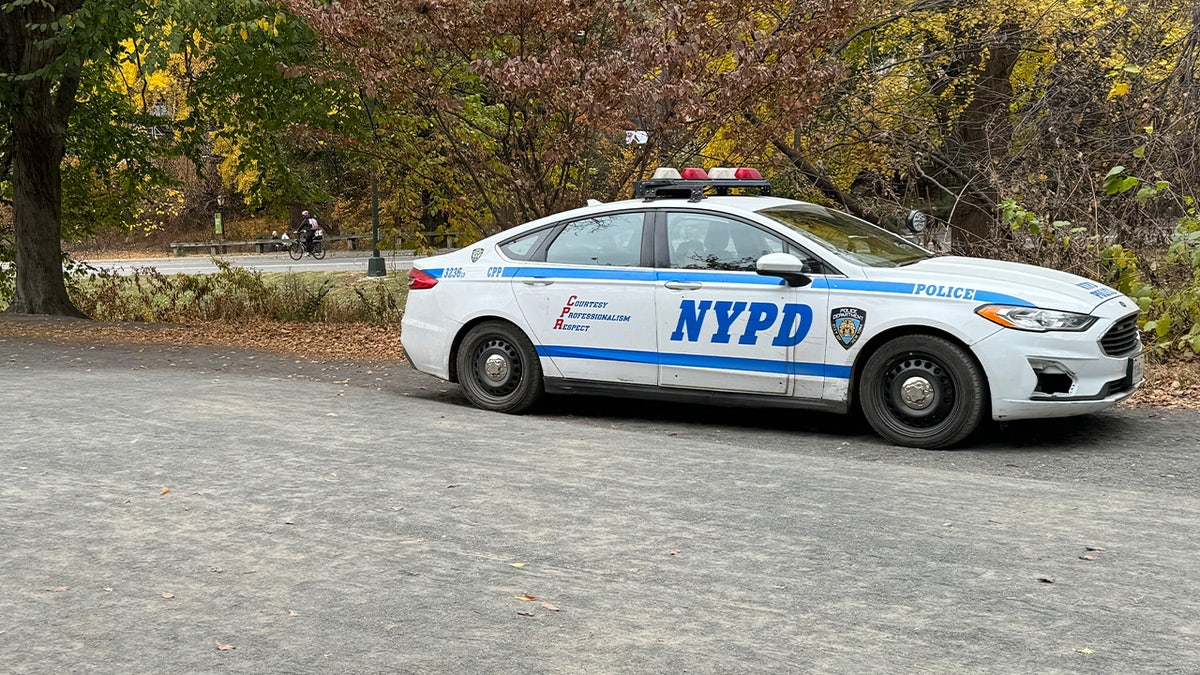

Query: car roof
[576,195,812,218]
[485,195,828,245]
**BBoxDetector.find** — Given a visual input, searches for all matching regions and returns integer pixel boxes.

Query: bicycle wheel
[288,241,303,261]
[311,241,326,259]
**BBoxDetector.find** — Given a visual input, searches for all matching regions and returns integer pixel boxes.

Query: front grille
[1100,314,1141,357]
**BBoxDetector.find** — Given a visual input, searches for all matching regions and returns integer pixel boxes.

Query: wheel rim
[470,337,523,399]
[879,353,956,429]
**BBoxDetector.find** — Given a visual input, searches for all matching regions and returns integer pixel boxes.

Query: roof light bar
[633,167,771,202]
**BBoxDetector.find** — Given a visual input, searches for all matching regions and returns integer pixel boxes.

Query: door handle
[663,281,702,291]
[522,279,555,286]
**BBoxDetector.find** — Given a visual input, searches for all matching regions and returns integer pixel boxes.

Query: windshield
[759,205,932,267]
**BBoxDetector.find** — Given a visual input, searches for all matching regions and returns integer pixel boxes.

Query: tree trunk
[945,21,1021,256]
[6,84,85,317]
[1,1,86,317]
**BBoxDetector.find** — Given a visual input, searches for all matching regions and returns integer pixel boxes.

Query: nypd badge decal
[470,248,484,262]
[831,307,867,350]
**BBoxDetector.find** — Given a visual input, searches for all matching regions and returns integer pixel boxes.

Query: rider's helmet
[301,210,310,217]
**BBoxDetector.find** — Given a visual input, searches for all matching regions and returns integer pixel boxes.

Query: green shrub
[68,262,408,325]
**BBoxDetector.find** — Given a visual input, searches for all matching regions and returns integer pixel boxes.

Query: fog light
[1029,358,1076,396]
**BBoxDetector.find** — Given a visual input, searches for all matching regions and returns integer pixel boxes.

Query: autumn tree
[285,0,861,237]
[788,0,1200,254]
[1,0,348,316]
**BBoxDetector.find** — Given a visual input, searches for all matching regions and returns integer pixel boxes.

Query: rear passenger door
[508,211,659,385]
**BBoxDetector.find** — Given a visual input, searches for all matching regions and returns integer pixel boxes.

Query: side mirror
[756,253,812,287]
[905,209,928,234]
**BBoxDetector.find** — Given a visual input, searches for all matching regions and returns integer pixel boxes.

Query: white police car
[401,167,1143,448]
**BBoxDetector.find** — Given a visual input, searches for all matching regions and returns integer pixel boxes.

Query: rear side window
[499,227,553,260]
[545,213,645,267]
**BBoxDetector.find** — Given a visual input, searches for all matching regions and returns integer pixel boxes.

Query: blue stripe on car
[418,266,1035,306]
[535,345,853,379]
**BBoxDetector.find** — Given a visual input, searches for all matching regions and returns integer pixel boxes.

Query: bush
[68,261,408,325]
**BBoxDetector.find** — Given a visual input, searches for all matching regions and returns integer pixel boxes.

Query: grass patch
[67,262,408,324]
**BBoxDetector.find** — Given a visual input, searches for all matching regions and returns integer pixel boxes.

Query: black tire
[859,334,987,449]
[455,321,543,413]
[311,242,326,259]
[287,241,303,261]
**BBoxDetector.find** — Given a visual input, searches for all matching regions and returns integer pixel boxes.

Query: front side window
[544,212,645,267]
[760,205,930,267]
[666,212,789,271]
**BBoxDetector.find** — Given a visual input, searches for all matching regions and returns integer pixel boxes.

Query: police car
[400,167,1143,448]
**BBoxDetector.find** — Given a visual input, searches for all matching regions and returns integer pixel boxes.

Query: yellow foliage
[215,135,261,203]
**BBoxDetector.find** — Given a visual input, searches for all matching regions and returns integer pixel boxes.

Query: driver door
[654,212,829,398]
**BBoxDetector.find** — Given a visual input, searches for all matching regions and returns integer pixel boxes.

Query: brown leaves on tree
[283,0,860,228]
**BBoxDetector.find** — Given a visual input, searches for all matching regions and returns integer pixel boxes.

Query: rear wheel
[859,334,986,449]
[455,321,543,413]
[287,241,303,261]
[311,241,326,259]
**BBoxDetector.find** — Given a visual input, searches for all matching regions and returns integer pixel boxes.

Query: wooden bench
[404,231,462,249]
[169,233,373,256]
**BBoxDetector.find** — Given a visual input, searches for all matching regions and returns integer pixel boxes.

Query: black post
[367,173,386,277]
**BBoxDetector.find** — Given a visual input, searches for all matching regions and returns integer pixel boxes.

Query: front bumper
[972,306,1142,421]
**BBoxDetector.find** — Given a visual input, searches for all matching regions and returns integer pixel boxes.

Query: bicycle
[287,234,327,260]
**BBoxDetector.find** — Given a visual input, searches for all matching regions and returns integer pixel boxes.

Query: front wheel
[455,321,543,413]
[859,334,987,449]
[311,242,326,259]
[287,241,303,261]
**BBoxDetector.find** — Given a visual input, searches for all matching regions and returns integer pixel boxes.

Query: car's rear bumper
[400,293,456,381]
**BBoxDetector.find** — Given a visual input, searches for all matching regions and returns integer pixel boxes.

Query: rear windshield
[759,205,931,267]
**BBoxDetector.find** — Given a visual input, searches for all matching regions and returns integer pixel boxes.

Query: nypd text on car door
[654,211,829,397]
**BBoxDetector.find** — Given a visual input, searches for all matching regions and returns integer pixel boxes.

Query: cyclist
[297,210,321,253]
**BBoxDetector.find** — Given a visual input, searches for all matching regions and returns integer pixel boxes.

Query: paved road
[2,333,1198,673]
[78,250,423,275]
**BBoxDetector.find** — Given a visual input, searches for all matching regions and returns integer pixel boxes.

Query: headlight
[975,305,1097,332]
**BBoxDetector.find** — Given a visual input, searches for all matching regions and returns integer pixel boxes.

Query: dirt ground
[0,314,1194,410]
[3,313,1200,673]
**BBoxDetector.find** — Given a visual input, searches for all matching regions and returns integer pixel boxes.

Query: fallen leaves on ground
[160,487,170,495]
[541,602,560,612]
[1125,353,1200,409]
[45,587,69,592]
[215,641,236,651]
[161,592,175,599]
[0,316,405,362]
[514,594,537,602]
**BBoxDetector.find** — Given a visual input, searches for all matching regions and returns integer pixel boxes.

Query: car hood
[863,256,1126,314]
